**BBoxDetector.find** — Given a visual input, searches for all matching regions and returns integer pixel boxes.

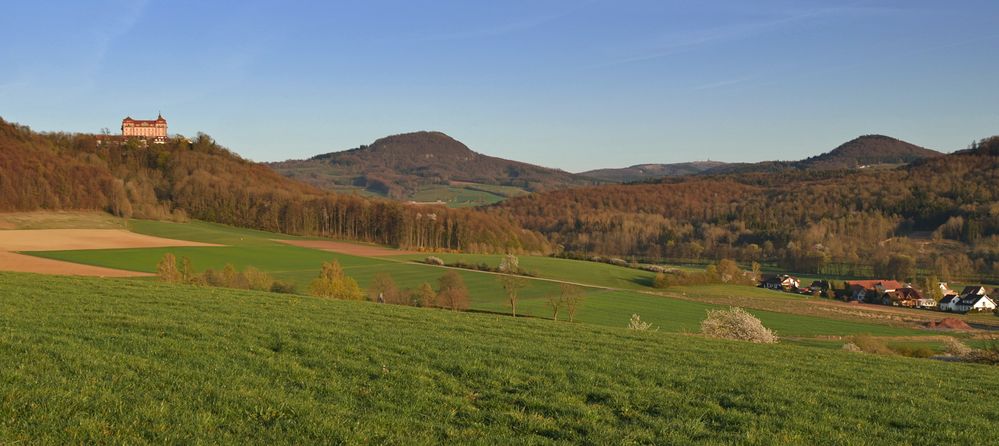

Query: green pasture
[1,272,997,444]
[23,220,930,339]
[409,185,506,207]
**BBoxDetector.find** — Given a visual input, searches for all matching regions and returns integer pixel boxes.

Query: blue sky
[2,0,997,171]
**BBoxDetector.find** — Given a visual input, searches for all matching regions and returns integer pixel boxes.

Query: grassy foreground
[2,272,998,444]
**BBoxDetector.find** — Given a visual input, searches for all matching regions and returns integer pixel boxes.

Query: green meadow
[22,220,929,339]
[1,272,997,444]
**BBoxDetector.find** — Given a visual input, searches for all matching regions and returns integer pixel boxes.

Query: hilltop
[585,135,941,182]
[0,118,548,253]
[579,161,727,183]
[702,134,942,175]
[268,131,597,204]
[493,136,999,281]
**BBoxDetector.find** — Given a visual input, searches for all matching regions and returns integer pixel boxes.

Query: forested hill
[269,131,597,198]
[492,137,999,281]
[0,118,550,253]
[701,135,941,175]
[579,161,727,183]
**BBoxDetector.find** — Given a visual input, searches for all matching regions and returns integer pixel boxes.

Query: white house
[938,294,961,312]
[954,293,996,313]
[761,274,800,291]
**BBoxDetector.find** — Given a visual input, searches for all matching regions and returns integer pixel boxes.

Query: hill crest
[271,131,597,199]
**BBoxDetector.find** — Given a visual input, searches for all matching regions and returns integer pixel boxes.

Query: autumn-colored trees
[310,261,365,300]
[436,271,470,311]
[0,118,550,254]
[155,253,295,293]
[495,143,999,281]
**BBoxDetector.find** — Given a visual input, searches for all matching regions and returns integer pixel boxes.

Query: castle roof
[122,114,166,124]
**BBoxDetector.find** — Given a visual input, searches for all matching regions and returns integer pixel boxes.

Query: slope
[702,134,941,175]
[269,131,597,200]
[492,137,999,280]
[580,161,727,183]
[0,117,549,253]
[2,272,997,444]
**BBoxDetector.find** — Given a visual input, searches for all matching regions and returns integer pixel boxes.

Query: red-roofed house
[844,280,905,302]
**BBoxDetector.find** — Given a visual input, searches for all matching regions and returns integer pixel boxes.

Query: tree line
[0,118,549,254]
[493,137,999,282]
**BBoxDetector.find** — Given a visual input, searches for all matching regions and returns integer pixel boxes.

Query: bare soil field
[0,252,153,277]
[0,229,219,252]
[0,228,219,277]
[275,239,415,257]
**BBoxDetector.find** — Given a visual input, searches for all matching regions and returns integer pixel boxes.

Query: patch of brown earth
[0,228,219,277]
[0,229,219,251]
[0,252,152,277]
[926,318,974,331]
[275,239,415,257]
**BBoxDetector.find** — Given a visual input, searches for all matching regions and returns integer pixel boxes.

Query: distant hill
[269,132,597,200]
[493,135,999,280]
[0,118,549,253]
[579,161,727,183]
[701,135,942,175]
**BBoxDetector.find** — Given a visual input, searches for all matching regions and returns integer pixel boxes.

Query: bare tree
[560,283,585,322]
[546,294,563,321]
[499,274,529,317]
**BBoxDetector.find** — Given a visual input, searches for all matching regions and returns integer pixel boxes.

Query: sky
[1,0,998,172]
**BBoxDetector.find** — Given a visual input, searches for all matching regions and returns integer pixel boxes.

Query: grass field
[408,185,508,207]
[1,272,997,444]
[21,220,934,340]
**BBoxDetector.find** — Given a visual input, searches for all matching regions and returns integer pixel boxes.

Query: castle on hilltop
[98,113,169,146]
[122,114,167,139]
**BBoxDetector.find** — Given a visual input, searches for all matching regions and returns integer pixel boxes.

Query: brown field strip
[275,239,415,257]
[0,229,220,277]
[0,252,153,277]
[0,229,219,251]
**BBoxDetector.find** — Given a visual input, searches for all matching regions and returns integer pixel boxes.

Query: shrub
[243,266,275,292]
[943,337,973,357]
[424,256,445,266]
[413,282,436,308]
[369,273,400,304]
[653,272,669,289]
[700,307,778,344]
[156,253,180,283]
[627,314,655,331]
[846,335,894,355]
[269,281,298,294]
[436,271,469,311]
[842,342,863,353]
[309,261,365,300]
[498,254,520,273]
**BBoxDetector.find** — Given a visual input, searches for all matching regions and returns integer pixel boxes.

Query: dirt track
[275,239,415,257]
[0,229,218,277]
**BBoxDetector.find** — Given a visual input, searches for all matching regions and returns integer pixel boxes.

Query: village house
[883,287,934,308]
[760,274,800,291]
[843,280,905,303]
[938,294,961,312]
[952,286,996,313]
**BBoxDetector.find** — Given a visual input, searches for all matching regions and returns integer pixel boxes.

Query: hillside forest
[494,138,999,282]
[0,119,549,254]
